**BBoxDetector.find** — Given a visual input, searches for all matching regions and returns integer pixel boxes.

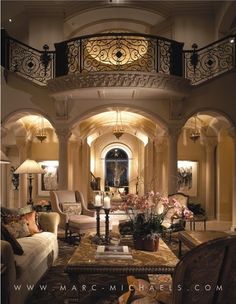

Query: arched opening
[1,112,58,208]
[105,148,129,191]
[179,110,234,229]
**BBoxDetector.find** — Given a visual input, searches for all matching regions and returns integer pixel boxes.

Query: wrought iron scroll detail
[81,35,156,72]
[158,39,171,74]
[8,38,54,85]
[184,36,235,85]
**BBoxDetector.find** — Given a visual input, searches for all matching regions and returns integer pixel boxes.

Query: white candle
[94,194,102,206]
[104,195,111,209]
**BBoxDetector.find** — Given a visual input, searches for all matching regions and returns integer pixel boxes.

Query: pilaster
[154,136,167,194]
[205,136,218,219]
[229,129,236,231]
[167,126,181,194]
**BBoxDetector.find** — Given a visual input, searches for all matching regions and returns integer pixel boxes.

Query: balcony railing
[1,30,235,87]
[184,35,235,85]
[1,30,55,85]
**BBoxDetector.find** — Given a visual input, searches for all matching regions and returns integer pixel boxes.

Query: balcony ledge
[47,71,191,100]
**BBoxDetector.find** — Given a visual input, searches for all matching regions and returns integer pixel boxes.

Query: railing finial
[190,43,198,74]
[40,44,51,76]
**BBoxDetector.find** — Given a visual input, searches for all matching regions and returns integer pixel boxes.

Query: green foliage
[132,212,163,237]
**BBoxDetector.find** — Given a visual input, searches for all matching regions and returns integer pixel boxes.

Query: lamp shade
[14,159,45,174]
[0,150,10,164]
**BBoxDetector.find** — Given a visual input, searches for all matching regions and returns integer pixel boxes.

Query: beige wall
[28,14,64,50]
[172,14,215,49]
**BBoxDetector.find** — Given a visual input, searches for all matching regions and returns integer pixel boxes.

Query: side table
[189,214,207,231]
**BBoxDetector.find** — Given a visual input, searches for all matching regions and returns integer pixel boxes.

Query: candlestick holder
[92,206,102,244]
[104,208,111,244]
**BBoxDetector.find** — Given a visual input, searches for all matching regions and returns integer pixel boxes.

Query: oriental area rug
[26,237,187,304]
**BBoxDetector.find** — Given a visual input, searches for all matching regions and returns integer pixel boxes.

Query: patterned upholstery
[119,236,236,304]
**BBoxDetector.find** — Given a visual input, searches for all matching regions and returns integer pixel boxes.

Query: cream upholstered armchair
[50,190,105,239]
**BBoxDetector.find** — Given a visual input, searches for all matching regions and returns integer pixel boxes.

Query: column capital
[55,128,71,143]
[167,125,182,138]
[154,136,168,150]
[228,127,236,142]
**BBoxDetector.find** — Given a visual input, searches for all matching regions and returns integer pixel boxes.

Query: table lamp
[14,159,45,204]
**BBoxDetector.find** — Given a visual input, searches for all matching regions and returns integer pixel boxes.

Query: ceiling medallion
[113,110,125,139]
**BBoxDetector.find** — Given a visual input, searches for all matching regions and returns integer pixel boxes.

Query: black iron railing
[1,30,55,85]
[55,32,183,77]
[1,29,235,86]
[184,35,235,85]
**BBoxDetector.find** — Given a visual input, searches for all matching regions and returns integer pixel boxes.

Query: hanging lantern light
[189,116,200,143]
[113,110,125,139]
[35,116,47,143]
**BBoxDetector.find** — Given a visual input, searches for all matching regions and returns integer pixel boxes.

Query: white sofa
[1,212,60,304]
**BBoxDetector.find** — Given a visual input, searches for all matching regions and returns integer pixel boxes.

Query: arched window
[105,148,128,188]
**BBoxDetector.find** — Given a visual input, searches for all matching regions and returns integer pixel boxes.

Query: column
[56,128,71,190]
[167,127,180,194]
[154,137,167,194]
[230,132,236,231]
[205,137,217,219]
[68,139,81,191]
[16,137,31,207]
[81,138,90,204]
[145,140,154,191]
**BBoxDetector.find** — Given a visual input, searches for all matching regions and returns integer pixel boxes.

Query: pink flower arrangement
[119,191,193,222]
[36,200,50,207]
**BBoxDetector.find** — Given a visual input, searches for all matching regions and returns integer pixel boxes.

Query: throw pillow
[3,219,31,238]
[18,205,33,215]
[61,202,82,215]
[1,224,24,255]
[21,211,40,234]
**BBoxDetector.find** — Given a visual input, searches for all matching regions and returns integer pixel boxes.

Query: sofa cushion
[15,232,58,278]
[61,202,82,215]
[69,215,100,230]
[1,224,24,255]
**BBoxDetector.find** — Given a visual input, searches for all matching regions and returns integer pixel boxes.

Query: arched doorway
[105,148,129,192]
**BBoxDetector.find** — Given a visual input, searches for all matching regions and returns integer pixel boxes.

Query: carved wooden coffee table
[65,235,178,303]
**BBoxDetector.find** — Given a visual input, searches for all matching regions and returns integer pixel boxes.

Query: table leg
[178,239,182,258]
[204,219,206,231]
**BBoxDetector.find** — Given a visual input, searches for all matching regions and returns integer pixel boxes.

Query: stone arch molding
[1,109,56,144]
[101,143,133,160]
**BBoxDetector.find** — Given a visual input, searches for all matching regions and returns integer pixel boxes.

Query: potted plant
[132,212,163,251]
[118,191,193,251]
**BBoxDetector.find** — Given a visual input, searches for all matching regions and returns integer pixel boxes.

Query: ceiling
[1,1,224,36]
